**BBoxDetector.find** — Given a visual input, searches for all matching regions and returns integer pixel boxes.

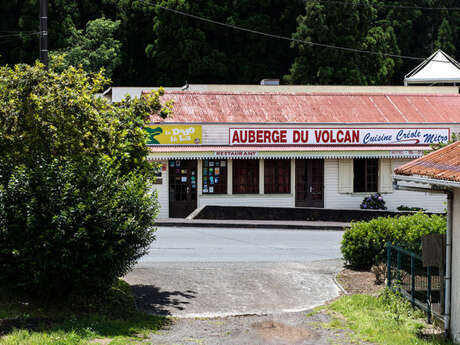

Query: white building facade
[147,91,460,218]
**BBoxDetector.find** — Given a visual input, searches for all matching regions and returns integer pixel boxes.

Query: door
[295,159,324,208]
[169,160,197,218]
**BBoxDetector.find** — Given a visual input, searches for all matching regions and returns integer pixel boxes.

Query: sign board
[214,151,258,158]
[422,234,446,267]
[229,128,450,146]
[145,125,202,145]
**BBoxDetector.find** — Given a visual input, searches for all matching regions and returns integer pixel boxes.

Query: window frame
[353,158,379,193]
[264,159,291,194]
[232,159,259,194]
[202,159,227,194]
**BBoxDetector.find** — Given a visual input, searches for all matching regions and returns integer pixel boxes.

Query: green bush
[341,213,446,270]
[397,205,426,212]
[0,157,158,298]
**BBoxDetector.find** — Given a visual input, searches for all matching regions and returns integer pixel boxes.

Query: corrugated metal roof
[394,141,460,183]
[148,91,460,123]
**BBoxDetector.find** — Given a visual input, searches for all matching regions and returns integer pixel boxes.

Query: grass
[322,289,454,345]
[0,280,168,345]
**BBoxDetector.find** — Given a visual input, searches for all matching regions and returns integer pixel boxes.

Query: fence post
[411,255,415,308]
[427,266,432,324]
[386,242,392,288]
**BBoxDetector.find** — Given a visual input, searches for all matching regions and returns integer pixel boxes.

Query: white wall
[152,161,169,219]
[325,159,446,212]
[198,194,294,209]
[154,158,447,219]
[197,159,295,209]
[451,189,460,343]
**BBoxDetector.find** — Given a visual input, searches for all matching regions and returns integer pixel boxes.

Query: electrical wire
[308,0,460,11]
[0,30,37,33]
[144,1,450,63]
[0,32,41,39]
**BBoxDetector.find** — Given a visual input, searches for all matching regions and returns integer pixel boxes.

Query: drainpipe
[445,191,453,336]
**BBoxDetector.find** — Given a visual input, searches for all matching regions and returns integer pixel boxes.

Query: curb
[154,221,348,231]
[333,271,349,295]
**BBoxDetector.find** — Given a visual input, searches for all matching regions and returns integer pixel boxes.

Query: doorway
[169,160,197,218]
[295,159,324,208]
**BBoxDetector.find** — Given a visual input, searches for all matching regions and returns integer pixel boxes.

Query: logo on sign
[145,125,202,145]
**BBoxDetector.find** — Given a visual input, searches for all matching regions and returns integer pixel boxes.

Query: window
[353,158,378,192]
[202,159,227,194]
[233,159,259,194]
[264,159,290,193]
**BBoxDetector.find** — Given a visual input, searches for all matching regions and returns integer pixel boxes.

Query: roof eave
[393,174,460,189]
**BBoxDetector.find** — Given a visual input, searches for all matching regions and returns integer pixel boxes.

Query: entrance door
[169,160,197,218]
[295,159,324,208]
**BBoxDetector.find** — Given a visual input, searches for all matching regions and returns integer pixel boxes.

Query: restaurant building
[145,91,460,218]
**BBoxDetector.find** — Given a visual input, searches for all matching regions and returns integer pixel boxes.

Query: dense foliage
[0,0,458,86]
[341,213,446,269]
[0,158,158,297]
[0,61,170,298]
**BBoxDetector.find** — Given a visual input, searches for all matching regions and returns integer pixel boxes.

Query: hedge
[341,213,446,270]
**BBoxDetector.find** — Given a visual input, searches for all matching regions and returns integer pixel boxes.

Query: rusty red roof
[147,91,460,123]
[394,141,460,182]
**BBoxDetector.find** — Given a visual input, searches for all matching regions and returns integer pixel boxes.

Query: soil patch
[337,268,384,295]
[251,320,313,342]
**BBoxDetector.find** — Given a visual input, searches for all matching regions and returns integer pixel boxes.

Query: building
[101,84,459,103]
[404,49,460,86]
[394,141,460,342]
[146,90,460,218]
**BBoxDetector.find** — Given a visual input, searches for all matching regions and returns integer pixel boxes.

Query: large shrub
[0,61,170,299]
[0,157,158,298]
[341,213,446,270]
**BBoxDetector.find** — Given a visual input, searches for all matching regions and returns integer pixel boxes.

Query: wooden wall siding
[153,157,449,219]
[198,194,295,209]
[325,159,446,212]
[152,161,169,219]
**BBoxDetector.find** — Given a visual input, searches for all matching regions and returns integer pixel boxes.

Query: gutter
[393,174,453,336]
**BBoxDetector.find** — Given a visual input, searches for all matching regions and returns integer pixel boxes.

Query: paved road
[124,227,344,317]
[138,227,343,263]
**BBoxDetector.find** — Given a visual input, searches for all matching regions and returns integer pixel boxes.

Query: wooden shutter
[338,159,353,194]
[378,158,393,193]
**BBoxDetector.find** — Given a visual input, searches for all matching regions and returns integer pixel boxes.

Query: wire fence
[386,242,444,324]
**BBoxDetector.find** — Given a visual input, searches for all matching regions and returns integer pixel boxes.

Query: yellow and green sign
[145,124,202,145]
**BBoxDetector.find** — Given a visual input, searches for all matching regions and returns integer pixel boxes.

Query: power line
[0,30,37,33]
[146,2,449,63]
[309,0,460,11]
[0,32,41,39]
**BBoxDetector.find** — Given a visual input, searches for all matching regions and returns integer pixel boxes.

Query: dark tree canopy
[0,0,459,86]
[284,0,401,85]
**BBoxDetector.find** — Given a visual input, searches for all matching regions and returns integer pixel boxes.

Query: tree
[435,18,456,57]
[55,18,123,78]
[0,61,170,298]
[145,0,303,85]
[284,0,400,85]
[0,58,170,178]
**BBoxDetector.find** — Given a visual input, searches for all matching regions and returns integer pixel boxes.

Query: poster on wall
[229,128,450,146]
[145,124,202,145]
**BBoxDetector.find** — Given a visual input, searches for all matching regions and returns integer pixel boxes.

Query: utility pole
[39,0,48,68]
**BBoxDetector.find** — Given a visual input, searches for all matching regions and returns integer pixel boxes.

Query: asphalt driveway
[124,227,344,318]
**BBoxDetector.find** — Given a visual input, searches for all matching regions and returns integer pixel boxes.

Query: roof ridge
[159,91,460,97]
